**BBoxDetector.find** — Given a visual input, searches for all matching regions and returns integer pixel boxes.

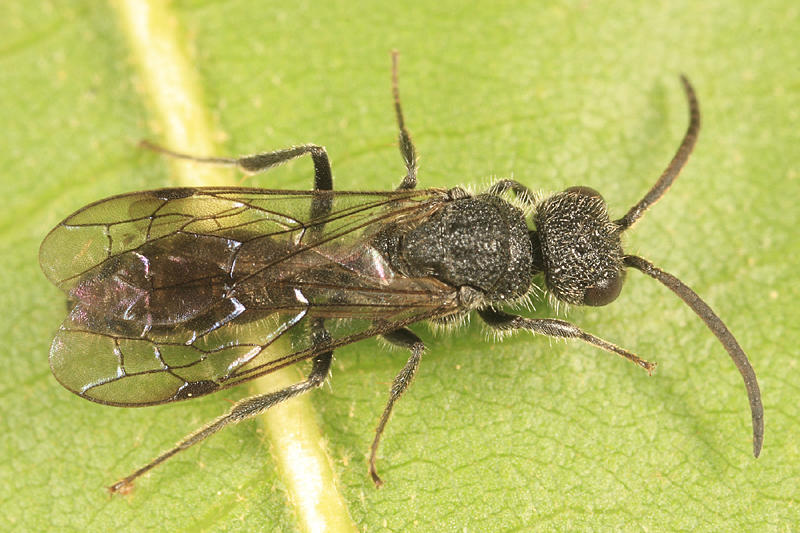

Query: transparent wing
[41,187,459,406]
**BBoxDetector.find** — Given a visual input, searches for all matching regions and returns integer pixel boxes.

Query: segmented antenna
[615,77,762,457]
[617,76,700,230]
[624,255,764,457]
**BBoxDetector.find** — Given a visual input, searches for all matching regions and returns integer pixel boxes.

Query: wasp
[40,53,763,493]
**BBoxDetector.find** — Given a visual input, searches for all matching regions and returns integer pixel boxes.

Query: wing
[41,187,459,406]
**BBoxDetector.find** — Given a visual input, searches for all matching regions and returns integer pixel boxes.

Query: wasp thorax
[396,194,533,301]
[533,186,624,306]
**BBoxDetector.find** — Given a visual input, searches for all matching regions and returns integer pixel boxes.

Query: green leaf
[2,0,798,531]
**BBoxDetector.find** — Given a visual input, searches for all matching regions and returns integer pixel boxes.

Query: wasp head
[531,186,624,306]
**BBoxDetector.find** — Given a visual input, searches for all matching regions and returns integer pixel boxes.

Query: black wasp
[40,52,763,493]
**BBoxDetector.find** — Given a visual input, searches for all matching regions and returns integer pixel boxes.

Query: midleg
[369,327,425,486]
[390,51,419,190]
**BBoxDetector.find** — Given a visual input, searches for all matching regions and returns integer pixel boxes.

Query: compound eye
[564,185,603,199]
[583,270,624,306]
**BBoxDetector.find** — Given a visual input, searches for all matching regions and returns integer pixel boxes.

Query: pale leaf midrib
[109,2,356,531]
